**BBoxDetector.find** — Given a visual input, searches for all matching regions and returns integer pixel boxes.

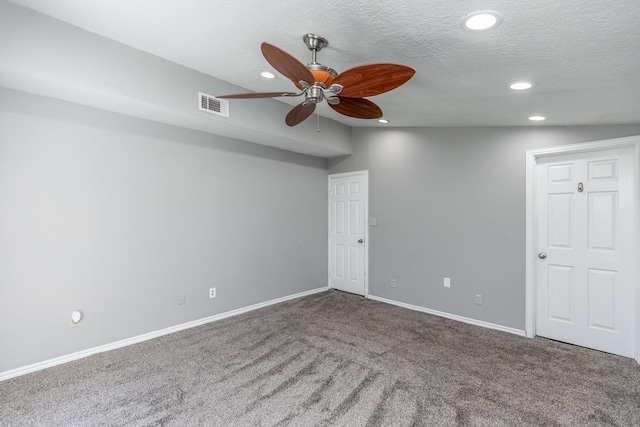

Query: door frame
[525,135,640,363]
[328,170,369,297]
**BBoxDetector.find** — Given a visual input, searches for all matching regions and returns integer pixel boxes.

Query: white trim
[327,171,369,179]
[525,135,640,363]
[0,286,328,382]
[328,170,369,297]
[368,295,526,337]
[525,149,537,338]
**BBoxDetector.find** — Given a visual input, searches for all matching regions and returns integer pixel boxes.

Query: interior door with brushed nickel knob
[534,148,635,357]
[329,172,368,296]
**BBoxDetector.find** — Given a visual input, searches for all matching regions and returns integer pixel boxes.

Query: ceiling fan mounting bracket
[303,34,328,53]
[303,34,331,66]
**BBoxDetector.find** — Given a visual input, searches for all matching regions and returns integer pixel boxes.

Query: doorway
[328,171,368,296]
[526,136,640,361]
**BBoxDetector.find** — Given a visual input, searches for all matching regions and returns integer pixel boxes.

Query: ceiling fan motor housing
[306,85,324,104]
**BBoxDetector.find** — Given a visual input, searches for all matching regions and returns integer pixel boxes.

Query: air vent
[198,92,229,118]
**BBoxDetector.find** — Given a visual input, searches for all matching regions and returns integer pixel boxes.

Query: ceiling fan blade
[332,63,415,98]
[261,42,315,86]
[217,91,299,99]
[285,102,316,127]
[329,97,383,119]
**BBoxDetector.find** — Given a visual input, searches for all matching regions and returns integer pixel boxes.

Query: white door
[329,172,367,296]
[535,147,635,357]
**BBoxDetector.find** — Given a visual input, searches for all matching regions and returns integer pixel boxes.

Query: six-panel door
[329,173,366,296]
[535,148,634,357]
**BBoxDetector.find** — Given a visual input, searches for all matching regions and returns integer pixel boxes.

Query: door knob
[358,239,364,243]
[538,252,547,259]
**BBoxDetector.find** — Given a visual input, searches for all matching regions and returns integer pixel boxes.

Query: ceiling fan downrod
[303,33,328,65]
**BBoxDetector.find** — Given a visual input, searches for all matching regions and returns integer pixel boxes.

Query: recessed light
[260,71,276,79]
[509,81,535,90]
[529,115,546,121]
[463,11,502,31]
[378,119,389,124]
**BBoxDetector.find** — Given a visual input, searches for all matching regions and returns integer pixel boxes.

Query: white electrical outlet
[178,294,185,305]
[209,288,216,299]
[391,279,396,288]
[475,294,482,305]
[444,277,451,288]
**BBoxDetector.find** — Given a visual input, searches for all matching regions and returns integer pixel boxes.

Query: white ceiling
[8,0,640,128]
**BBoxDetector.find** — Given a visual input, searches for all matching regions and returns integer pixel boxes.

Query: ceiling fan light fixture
[296,64,337,89]
[378,119,390,124]
[509,81,534,90]
[463,11,502,31]
[529,115,546,121]
[260,71,276,79]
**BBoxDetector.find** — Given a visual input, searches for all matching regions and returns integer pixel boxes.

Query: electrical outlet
[475,294,482,305]
[178,294,185,305]
[391,279,396,288]
[209,288,216,298]
[444,277,451,288]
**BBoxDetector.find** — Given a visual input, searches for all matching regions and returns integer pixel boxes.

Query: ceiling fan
[217,34,415,127]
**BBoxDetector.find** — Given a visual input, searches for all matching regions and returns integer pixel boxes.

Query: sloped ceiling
[7,0,640,128]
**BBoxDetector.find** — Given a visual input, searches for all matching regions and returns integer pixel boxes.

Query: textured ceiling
[8,0,640,127]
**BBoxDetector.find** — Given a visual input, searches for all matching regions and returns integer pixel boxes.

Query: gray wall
[329,125,640,330]
[0,88,328,373]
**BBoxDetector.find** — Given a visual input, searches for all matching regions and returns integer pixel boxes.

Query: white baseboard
[367,295,526,337]
[0,286,328,382]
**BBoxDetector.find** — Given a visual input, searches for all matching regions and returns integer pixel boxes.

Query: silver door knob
[358,239,364,243]
[538,252,547,259]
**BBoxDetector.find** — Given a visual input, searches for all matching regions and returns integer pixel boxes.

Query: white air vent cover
[198,92,229,118]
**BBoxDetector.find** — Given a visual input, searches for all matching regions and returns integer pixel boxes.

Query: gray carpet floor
[1,290,640,426]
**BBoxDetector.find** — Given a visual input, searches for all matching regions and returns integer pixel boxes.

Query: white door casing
[526,136,640,362]
[328,171,368,296]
